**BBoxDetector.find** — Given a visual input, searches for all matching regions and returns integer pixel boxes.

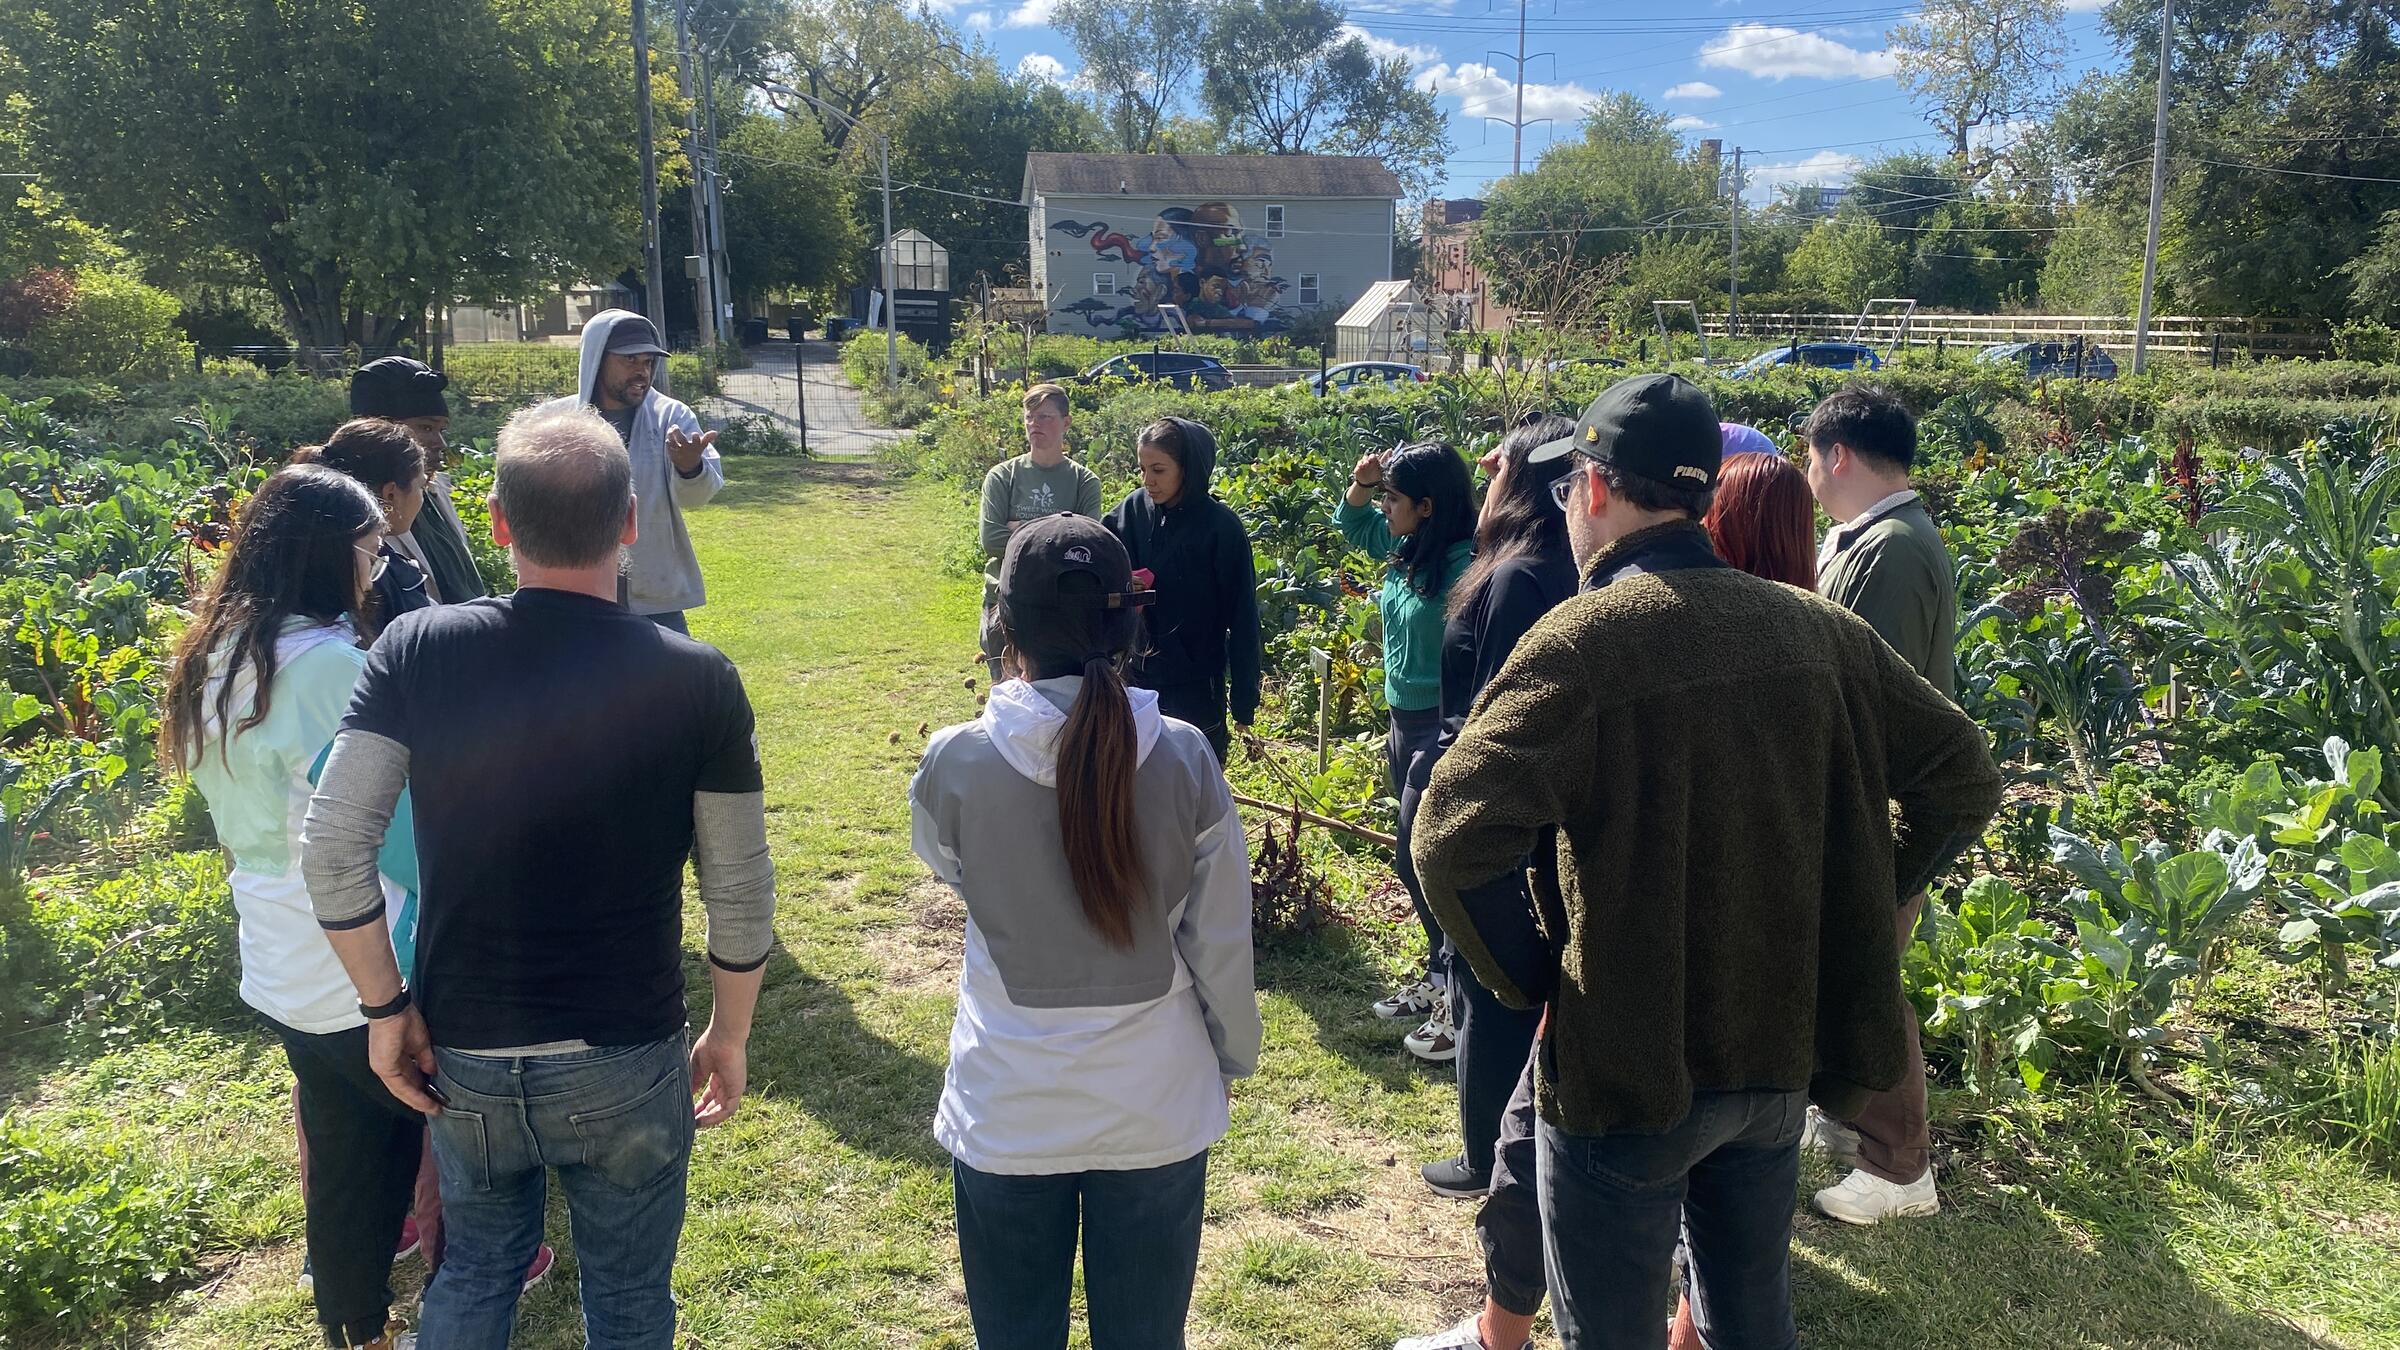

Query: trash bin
[742,317,770,345]
[825,318,850,342]
[785,316,807,343]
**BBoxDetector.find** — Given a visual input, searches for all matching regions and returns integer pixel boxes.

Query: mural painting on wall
[1052,203,1291,335]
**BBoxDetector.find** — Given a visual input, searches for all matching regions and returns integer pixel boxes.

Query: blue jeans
[418,1036,693,1350]
[952,1150,1209,1350]
[1537,1090,1807,1350]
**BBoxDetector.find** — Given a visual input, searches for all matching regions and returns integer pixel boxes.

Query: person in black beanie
[1103,416,1262,764]
[349,357,488,605]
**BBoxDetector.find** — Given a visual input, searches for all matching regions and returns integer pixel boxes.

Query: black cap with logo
[1528,373,1723,491]
[997,514,1156,614]
[604,314,669,357]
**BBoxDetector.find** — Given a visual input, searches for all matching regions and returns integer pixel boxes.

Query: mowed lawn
[8,455,2399,1348]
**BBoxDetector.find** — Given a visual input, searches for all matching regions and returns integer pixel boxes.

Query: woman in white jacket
[911,514,1261,1350]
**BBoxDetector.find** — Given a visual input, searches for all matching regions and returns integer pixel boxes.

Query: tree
[1840,153,2052,309]
[752,0,968,154]
[889,64,1105,292]
[1473,95,1717,305]
[1055,0,1209,154]
[1888,0,2065,178]
[2343,208,2400,324]
[1196,0,1453,196]
[707,110,864,303]
[0,0,642,363]
[1785,219,1906,309]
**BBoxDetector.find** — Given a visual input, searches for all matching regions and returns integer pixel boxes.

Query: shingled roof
[1025,153,1404,200]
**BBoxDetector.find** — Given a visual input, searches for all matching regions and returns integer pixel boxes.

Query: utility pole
[701,44,732,343]
[1727,146,1743,334]
[1481,0,1551,176]
[633,0,669,387]
[2134,0,2172,375]
[879,132,898,388]
[673,0,717,368]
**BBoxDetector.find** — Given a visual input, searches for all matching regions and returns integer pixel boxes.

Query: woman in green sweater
[1337,442,1476,1054]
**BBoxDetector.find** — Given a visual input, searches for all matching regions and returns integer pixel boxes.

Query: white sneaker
[1373,977,1439,1021]
[1813,1166,1938,1225]
[1402,993,1458,1062]
[1395,1315,1531,1350]
[1800,1105,1861,1165]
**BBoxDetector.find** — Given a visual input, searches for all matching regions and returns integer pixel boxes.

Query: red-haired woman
[1703,451,1817,590]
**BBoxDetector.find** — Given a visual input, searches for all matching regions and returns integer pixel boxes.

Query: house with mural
[1022,152,1403,337]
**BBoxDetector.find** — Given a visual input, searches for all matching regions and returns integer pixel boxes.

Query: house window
[1093,271,1116,297]
[1298,273,1320,305]
[1265,204,1286,238]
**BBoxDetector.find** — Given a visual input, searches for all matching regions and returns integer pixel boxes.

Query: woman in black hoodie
[1103,417,1262,763]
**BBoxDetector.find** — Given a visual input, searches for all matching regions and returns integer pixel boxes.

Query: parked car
[1298,361,1426,395]
[1077,351,1234,391]
[1728,342,1885,379]
[1976,340,2119,380]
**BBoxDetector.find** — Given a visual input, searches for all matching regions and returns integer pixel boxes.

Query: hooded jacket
[1101,419,1263,724]
[911,676,1262,1174]
[538,309,723,615]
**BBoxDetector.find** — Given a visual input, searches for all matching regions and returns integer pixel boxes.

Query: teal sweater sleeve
[1334,498,1394,558]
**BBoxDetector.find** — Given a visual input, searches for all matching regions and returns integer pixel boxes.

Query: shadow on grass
[1256,925,1455,1093]
[738,944,949,1168]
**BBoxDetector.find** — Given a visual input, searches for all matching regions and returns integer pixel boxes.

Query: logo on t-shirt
[1028,482,1058,511]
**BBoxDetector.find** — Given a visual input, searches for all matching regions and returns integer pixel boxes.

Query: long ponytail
[1054,652,1144,948]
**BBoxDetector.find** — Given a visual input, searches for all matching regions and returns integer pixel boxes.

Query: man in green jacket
[1802,386,1959,1225]
[1413,374,2000,1350]
[978,383,1102,678]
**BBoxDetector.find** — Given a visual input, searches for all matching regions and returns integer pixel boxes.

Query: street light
[755,80,897,388]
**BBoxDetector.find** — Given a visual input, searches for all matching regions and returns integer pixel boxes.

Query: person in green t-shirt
[1335,441,1477,1058]
[978,383,1102,678]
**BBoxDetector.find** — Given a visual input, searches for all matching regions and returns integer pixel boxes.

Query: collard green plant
[1906,876,2068,1099]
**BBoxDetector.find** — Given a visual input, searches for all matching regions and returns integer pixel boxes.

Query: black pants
[1450,933,1543,1178]
[1149,678,1230,764]
[267,1015,426,1346]
[1388,704,1445,980]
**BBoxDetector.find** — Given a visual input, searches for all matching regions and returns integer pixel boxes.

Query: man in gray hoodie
[540,310,723,633]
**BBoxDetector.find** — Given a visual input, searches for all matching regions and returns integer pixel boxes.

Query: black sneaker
[1420,1154,1491,1198]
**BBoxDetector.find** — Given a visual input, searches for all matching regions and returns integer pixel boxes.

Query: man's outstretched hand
[666,426,719,474]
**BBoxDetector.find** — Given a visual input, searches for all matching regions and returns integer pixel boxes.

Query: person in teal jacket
[1336,441,1477,1053]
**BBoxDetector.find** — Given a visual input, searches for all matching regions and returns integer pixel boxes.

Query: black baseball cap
[997,514,1155,614]
[604,315,669,356]
[1528,373,1723,491]
[349,356,450,421]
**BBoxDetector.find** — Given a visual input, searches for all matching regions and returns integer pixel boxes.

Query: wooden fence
[1700,311,2331,360]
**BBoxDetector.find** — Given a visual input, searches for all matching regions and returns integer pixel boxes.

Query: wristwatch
[359,988,412,1020]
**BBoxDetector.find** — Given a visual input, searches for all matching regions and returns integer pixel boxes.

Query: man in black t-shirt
[304,402,776,1349]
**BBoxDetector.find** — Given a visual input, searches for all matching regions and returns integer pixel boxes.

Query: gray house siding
[1030,192,1395,337]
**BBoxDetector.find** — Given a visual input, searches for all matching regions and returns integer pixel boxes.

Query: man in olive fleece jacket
[1412,374,2001,1350]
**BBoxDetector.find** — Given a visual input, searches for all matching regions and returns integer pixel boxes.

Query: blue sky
[951,0,2127,202]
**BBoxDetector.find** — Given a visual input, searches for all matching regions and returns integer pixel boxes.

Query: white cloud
[1750,149,1865,198]
[1341,23,1442,70]
[1003,0,1057,28]
[964,10,993,30]
[1016,52,1070,86]
[1667,114,1717,131]
[1415,61,1607,126]
[1664,81,1723,100]
[1699,24,1898,81]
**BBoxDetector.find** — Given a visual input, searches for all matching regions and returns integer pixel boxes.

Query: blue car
[1976,341,2118,381]
[1728,342,1885,379]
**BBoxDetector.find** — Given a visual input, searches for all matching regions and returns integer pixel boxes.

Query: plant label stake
[1310,647,1331,772]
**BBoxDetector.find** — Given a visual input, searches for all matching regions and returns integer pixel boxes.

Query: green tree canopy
[0,0,642,361]
[1784,218,1906,310]
[888,63,1105,292]
[1472,95,1719,307]
[1197,0,1452,198]
[1055,0,1209,154]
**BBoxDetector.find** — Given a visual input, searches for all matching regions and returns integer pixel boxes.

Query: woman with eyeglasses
[293,419,435,640]
[1336,441,1477,1059]
[161,465,429,1350]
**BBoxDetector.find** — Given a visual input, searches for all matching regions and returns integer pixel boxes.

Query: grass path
[10,455,2400,1348]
